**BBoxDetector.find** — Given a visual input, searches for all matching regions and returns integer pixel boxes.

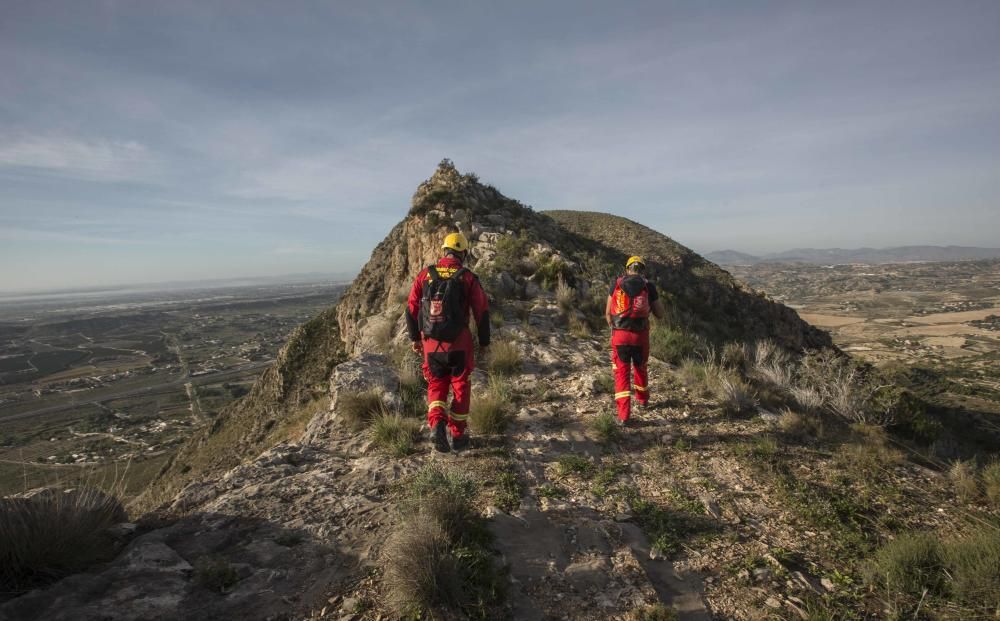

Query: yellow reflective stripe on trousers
[634,384,648,392]
[449,412,470,421]
[428,400,448,411]
[614,391,632,400]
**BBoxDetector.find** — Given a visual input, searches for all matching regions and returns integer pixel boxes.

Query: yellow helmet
[442,232,470,253]
[626,255,645,269]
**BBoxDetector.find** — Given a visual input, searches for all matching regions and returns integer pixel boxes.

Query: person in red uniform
[605,256,665,426]
[405,232,491,452]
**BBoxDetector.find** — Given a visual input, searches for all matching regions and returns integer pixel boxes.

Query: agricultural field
[0,279,345,498]
[726,259,1000,414]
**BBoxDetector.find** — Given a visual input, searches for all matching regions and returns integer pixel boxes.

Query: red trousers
[422,329,474,439]
[611,328,649,421]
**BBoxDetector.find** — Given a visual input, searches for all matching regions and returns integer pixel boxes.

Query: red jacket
[405,256,491,346]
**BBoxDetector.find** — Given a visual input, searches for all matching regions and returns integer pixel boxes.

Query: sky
[1,1,999,292]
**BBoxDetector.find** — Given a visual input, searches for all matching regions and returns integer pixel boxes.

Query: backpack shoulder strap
[427,265,441,282]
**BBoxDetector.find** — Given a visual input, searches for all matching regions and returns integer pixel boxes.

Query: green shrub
[371,412,421,457]
[0,487,127,593]
[628,603,678,621]
[493,234,533,276]
[487,339,521,376]
[865,532,944,597]
[535,257,571,290]
[193,554,241,593]
[398,363,427,419]
[594,372,615,395]
[941,528,1000,610]
[590,413,621,444]
[649,325,697,364]
[556,453,595,478]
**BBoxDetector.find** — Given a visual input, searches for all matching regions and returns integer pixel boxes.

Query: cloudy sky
[2,1,999,292]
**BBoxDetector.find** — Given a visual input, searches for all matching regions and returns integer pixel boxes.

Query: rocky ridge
[5,162,979,621]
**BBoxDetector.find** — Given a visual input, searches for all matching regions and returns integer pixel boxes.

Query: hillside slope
[15,162,995,621]
[544,210,832,350]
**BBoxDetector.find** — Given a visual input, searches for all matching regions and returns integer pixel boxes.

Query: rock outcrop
[5,161,864,621]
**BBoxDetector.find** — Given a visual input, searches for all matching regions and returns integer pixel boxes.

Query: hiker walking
[405,232,491,452]
[606,256,665,426]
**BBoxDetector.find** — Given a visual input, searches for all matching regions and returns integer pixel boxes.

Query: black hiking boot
[431,420,450,453]
[451,432,470,451]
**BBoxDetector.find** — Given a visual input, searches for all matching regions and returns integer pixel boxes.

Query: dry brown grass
[949,460,980,503]
[487,339,521,376]
[338,388,388,430]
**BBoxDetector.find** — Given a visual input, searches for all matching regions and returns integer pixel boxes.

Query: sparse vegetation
[590,413,621,444]
[384,465,504,619]
[948,459,980,502]
[984,460,1000,507]
[0,487,127,593]
[628,603,678,621]
[649,324,697,364]
[556,453,595,478]
[370,412,421,457]
[193,554,241,593]
[866,528,1000,616]
[712,373,757,416]
[487,339,521,376]
[470,375,512,435]
[555,276,575,313]
[338,388,388,430]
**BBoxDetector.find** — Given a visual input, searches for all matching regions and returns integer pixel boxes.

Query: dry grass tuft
[338,388,388,430]
[555,275,576,313]
[983,460,1000,508]
[488,339,522,376]
[370,412,421,457]
[778,408,823,440]
[712,373,757,416]
[0,487,127,593]
[628,603,678,621]
[949,460,980,503]
[384,465,502,619]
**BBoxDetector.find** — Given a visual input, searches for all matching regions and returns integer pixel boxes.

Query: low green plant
[470,389,510,435]
[556,453,595,478]
[628,603,678,621]
[193,554,241,593]
[371,412,421,457]
[649,324,697,364]
[537,484,568,499]
[594,372,615,395]
[274,531,304,547]
[590,413,621,444]
[941,528,1000,611]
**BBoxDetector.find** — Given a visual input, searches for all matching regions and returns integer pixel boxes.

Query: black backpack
[420,266,468,342]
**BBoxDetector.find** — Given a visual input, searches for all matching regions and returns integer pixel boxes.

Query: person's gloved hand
[410,341,422,354]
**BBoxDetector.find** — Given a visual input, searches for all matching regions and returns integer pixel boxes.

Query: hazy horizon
[3,1,999,292]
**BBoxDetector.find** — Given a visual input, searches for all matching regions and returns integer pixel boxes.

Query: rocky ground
[6,290,994,620]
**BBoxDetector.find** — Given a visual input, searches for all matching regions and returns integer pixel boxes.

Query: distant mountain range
[705,246,1000,265]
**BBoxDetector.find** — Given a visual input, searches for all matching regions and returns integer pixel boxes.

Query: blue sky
[2,1,999,292]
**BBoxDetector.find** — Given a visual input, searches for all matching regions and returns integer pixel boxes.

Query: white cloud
[0,134,160,182]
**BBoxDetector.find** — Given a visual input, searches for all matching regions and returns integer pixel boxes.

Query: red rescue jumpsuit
[609,276,659,422]
[406,256,490,439]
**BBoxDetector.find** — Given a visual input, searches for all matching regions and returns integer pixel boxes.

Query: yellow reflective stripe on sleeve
[428,400,448,411]
[614,391,632,400]
[449,412,470,421]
